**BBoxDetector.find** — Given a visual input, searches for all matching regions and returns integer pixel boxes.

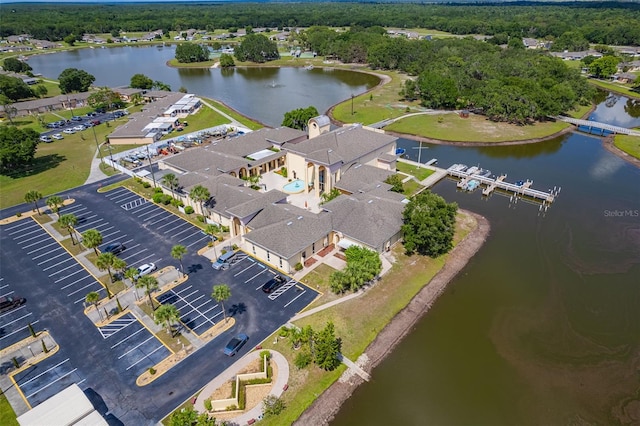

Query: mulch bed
[304,257,318,268]
[317,244,335,257]
[334,252,347,261]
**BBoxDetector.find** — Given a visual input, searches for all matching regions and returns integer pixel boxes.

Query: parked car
[73,125,86,131]
[86,112,97,117]
[261,275,287,293]
[223,333,249,356]
[71,116,83,122]
[52,133,64,140]
[0,296,26,313]
[39,135,53,143]
[102,242,125,255]
[63,129,76,135]
[95,107,106,114]
[46,122,59,129]
[90,119,101,126]
[135,263,157,278]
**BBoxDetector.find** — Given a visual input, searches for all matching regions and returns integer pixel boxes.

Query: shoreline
[293,210,490,426]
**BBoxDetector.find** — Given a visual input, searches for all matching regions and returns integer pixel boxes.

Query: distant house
[614,72,637,84]
[0,92,91,117]
[550,50,602,61]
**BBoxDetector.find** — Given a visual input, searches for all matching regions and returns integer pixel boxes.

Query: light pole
[91,125,104,164]
[351,94,354,116]
[145,143,157,187]
[28,345,34,357]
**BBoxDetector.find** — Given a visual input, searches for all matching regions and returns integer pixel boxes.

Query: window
[252,245,256,255]
[312,242,315,253]
[319,169,325,192]
[267,251,271,261]
[279,257,283,268]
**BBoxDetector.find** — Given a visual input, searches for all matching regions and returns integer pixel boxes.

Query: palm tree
[212,284,231,323]
[171,244,187,277]
[85,291,102,320]
[24,190,43,215]
[81,229,103,255]
[96,252,116,297]
[46,195,64,217]
[137,275,159,310]
[112,257,127,282]
[161,173,179,201]
[58,213,78,244]
[189,185,210,217]
[154,304,181,337]
[124,267,138,288]
[204,224,220,245]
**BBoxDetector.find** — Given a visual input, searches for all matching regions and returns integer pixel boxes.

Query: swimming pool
[282,179,305,194]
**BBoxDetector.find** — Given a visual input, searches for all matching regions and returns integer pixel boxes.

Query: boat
[466,166,480,175]
[395,148,406,156]
[304,65,314,70]
[466,179,480,191]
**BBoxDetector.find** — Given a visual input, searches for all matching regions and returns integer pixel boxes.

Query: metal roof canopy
[337,238,363,250]
[17,383,108,426]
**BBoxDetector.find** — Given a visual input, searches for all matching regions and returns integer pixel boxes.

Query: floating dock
[447,164,559,204]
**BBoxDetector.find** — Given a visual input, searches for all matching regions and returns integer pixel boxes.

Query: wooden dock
[447,165,559,203]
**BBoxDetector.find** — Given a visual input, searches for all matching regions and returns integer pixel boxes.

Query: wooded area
[2,2,639,46]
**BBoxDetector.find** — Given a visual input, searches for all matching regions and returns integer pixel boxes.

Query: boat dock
[447,164,559,203]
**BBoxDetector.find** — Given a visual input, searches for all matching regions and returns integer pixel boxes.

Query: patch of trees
[87,87,124,111]
[174,42,209,63]
[281,106,318,130]
[130,73,153,90]
[219,53,235,68]
[281,322,342,371]
[0,75,35,101]
[0,126,40,175]
[2,58,32,74]
[330,245,382,294]
[2,3,639,47]
[58,68,95,93]
[234,34,279,63]
[402,191,458,257]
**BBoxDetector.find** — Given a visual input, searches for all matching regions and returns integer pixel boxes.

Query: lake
[29,46,640,424]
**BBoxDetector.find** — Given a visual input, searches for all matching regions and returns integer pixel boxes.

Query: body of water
[27,45,378,126]
[28,46,640,424]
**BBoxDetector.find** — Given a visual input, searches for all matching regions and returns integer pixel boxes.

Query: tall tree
[401,191,458,257]
[46,195,63,217]
[234,34,280,63]
[204,224,220,245]
[2,57,32,73]
[588,56,620,79]
[189,185,210,217]
[96,251,117,287]
[87,87,122,111]
[137,275,159,310]
[125,267,138,288]
[161,173,179,200]
[24,190,43,215]
[58,68,95,93]
[211,284,231,323]
[281,106,319,130]
[81,229,103,255]
[0,126,40,173]
[58,213,78,244]
[130,73,154,90]
[219,53,235,68]
[112,257,127,282]
[0,75,35,101]
[175,42,209,63]
[154,304,181,337]
[171,244,187,277]
[313,321,342,371]
[85,291,101,317]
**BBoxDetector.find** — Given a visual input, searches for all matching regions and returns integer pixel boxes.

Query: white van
[212,250,235,270]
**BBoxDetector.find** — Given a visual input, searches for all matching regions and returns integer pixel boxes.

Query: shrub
[221,225,230,232]
[238,382,246,409]
[142,181,152,188]
[154,187,164,194]
[152,193,164,203]
[260,349,272,361]
[278,326,290,338]
[232,244,239,250]
[262,395,286,418]
[184,205,194,214]
[197,215,205,223]
[294,262,303,271]
[170,198,182,207]
[16,212,22,218]
[162,195,172,205]
[149,367,156,375]
[281,167,287,178]
[226,405,238,411]
[135,177,143,184]
[204,398,212,411]
[294,351,312,369]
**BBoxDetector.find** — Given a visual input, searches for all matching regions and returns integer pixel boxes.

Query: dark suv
[102,242,126,255]
[261,275,287,293]
[0,296,26,313]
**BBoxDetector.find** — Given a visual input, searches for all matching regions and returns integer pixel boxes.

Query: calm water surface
[30,46,640,424]
[27,45,378,126]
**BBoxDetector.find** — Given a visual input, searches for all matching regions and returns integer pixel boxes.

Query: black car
[102,242,126,255]
[0,296,26,313]
[261,275,287,293]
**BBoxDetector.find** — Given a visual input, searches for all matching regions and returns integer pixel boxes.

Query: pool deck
[260,172,323,213]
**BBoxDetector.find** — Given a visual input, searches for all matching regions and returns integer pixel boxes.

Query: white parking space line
[68,280,101,298]
[178,231,202,243]
[245,267,268,284]
[99,317,136,339]
[148,215,174,227]
[64,206,87,214]
[118,335,155,359]
[0,305,28,321]
[170,226,195,238]
[155,217,182,230]
[19,358,70,387]
[0,290,15,298]
[111,327,146,349]
[60,274,91,289]
[0,311,32,328]
[13,228,43,240]
[42,258,74,271]
[26,368,78,399]
[27,241,58,255]
[104,187,127,196]
[8,224,39,236]
[75,217,103,229]
[284,289,307,308]
[48,263,78,276]
[102,230,124,240]
[0,320,39,343]
[22,238,56,249]
[55,269,86,283]
[110,193,137,202]
[37,251,67,265]
[126,345,165,371]
[5,220,34,232]
[186,236,209,248]
[140,210,166,222]
[133,204,158,216]
[119,246,145,262]
[234,262,259,277]
[129,253,156,267]
[15,234,44,245]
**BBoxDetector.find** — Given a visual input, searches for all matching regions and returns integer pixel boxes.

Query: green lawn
[0,393,18,426]
[614,134,640,160]
[0,123,112,209]
[200,97,263,130]
[386,113,569,143]
[396,161,435,180]
[588,79,640,99]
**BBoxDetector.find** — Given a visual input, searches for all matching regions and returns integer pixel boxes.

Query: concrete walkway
[200,99,242,127]
[193,350,290,425]
[84,148,110,185]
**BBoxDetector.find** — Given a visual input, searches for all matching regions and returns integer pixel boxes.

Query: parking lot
[0,181,321,423]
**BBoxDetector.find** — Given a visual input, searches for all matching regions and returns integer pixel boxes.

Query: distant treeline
[2,2,639,46]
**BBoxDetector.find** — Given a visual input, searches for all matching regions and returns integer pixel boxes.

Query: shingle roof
[285,125,397,166]
[333,164,394,194]
[226,190,288,219]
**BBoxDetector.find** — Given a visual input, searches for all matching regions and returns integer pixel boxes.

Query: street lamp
[91,125,104,164]
[145,143,157,187]
[28,345,34,357]
[351,94,354,116]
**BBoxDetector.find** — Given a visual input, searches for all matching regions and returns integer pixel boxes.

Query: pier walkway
[553,116,640,136]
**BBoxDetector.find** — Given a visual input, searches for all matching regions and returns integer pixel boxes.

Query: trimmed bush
[226,405,238,411]
[232,244,239,250]
[16,212,22,218]
[152,193,164,203]
[149,367,156,375]
[154,187,164,194]
[294,262,303,271]
[294,351,312,369]
[142,182,151,188]
[184,205,194,214]
[197,215,205,223]
[162,195,172,205]
[204,398,212,411]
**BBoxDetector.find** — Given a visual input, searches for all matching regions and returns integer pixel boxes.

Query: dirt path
[293,211,490,426]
